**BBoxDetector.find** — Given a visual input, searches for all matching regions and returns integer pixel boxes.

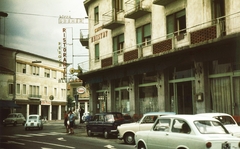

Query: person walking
[79,107,84,123]
[68,110,75,134]
[64,111,69,133]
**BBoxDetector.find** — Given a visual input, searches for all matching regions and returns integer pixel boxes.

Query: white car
[117,112,175,145]
[197,113,240,137]
[135,115,240,149]
[25,114,43,130]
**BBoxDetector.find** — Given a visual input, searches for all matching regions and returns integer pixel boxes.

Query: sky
[0,0,89,72]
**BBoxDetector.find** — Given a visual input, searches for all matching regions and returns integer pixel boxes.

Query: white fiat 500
[197,113,240,138]
[117,112,175,145]
[135,115,240,149]
[25,114,43,130]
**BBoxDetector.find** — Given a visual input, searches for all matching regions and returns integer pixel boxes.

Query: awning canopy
[0,100,21,108]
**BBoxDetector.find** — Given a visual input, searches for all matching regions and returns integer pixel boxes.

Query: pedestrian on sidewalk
[79,107,84,123]
[64,111,69,133]
[68,110,75,134]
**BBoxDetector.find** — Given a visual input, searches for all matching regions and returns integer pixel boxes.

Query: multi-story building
[0,47,67,121]
[78,0,240,118]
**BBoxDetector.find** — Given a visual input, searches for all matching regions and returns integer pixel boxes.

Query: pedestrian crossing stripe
[9,132,66,138]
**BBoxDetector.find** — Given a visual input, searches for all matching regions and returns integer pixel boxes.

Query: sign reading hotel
[62,28,67,78]
[58,15,87,24]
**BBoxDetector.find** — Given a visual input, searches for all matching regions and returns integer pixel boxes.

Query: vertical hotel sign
[62,28,67,79]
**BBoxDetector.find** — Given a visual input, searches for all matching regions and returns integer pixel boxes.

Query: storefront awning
[0,100,21,108]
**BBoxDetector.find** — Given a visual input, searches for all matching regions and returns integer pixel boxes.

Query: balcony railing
[85,11,240,71]
[80,29,89,48]
[125,0,151,19]
[102,9,125,30]
[153,0,176,6]
[28,94,42,99]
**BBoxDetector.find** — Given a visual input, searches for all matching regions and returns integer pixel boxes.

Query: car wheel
[138,142,146,149]
[103,130,109,139]
[87,129,93,137]
[13,121,17,126]
[124,132,135,145]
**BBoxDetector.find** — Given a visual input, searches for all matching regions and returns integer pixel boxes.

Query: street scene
[0,120,133,149]
[1,0,240,149]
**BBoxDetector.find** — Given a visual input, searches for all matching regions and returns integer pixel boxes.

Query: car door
[139,115,158,131]
[147,118,171,149]
[167,119,195,149]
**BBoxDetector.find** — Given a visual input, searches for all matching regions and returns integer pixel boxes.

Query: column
[26,104,29,118]
[58,105,61,120]
[49,105,52,120]
[38,105,41,115]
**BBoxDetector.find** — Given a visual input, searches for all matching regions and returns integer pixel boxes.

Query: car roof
[160,114,219,122]
[28,114,40,117]
[196,113,232,117]
[143,112,175,116]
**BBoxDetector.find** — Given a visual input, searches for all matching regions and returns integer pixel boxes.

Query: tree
[67,95,74,110]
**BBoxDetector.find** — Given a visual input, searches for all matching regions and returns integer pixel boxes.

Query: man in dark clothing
[79,107,84,123]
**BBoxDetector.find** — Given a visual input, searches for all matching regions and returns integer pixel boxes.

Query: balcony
[103,9,125,30]
[153,0,176,6]
[125,0,151,19]
[79,29,89,48]
[28,94,42,99]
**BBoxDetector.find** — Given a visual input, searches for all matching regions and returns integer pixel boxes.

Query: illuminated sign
[58,42,62,67]
[62,28,67,78]
[58,15,87,24]
[76,86,86,94]
[91,30,108,43]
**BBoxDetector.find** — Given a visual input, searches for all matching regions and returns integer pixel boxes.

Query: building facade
[79,0,240,118]
[0,47,67,120]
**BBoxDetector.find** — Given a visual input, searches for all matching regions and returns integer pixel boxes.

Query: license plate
[222,142,230,149]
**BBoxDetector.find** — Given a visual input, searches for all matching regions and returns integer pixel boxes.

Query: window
[44,68,50,78]
[8,84,14,94]
[211,0,225,35]
[136,23,151,47]
[95,43,100,61]
[16,84,20,94]
[94,6,99,24]
[153,119,171,131]
[17,63,26,73]
[113,34,124,54]
[29,85,40,96]
[31,65,39,75]
[115,0,123,12]
[23,84,26,94]
[167,9,186,38]
[52,70,56,79]
[44,87,47,95]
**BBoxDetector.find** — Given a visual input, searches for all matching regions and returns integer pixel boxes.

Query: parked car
[122,113,133,123]
[3,113,26,127]
[117,112,175,145]
[197,113,240,137]
[86,112,128,139]
[135,115,240,149]
[25,114,43,130]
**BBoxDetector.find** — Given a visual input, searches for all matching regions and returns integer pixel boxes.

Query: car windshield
[213,116,236,125]
[29,116,37,119]
[194,120,229,134]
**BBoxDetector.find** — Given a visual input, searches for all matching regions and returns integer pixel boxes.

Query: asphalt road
[0,120,134,149]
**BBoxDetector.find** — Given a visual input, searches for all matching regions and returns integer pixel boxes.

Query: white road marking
[57,137,66,141]
[104,144,116,149]
[7,141,25,145]
[19,139,75,149]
